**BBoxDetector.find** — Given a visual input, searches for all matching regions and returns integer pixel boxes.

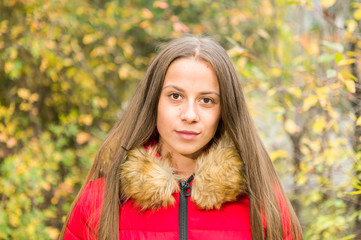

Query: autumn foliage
[0,0,360,239]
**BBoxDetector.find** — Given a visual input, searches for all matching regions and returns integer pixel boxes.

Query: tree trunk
[290,134,302,218]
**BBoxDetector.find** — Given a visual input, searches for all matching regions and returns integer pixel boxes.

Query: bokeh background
[1,0,360,239]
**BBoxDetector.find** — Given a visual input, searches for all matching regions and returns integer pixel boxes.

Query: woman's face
[157,58,221,159]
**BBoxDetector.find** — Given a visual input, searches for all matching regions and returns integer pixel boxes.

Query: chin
[177,145,205,157]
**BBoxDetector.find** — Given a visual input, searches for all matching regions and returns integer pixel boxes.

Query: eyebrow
[162,84,220,97]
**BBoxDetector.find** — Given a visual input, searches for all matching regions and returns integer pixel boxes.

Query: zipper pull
[180,175,193,197]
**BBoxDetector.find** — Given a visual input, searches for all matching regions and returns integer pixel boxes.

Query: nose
[180,101,199,123]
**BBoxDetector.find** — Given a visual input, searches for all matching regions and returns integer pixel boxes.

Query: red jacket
[64,136,291,239]
[64,177,252,240]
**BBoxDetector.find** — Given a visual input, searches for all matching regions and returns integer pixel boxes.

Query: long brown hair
[60,36,303,240]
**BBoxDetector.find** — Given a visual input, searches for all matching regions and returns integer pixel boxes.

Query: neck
[171,153,196,180]
[159,148,197,180]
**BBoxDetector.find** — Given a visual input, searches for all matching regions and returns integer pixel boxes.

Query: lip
[175,130,200,140]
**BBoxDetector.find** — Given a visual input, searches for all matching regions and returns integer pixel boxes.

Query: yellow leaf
[19,102,31,111]
[100,122,110,131]
[63,58,73,67]
[29,93,39,103]
[40,58,48,72]
[267,88,276,97]
[11,25,23,39]
[118,64,130,79]
[285,119,301,134]
[4,61,13,73]
[93,97,108,108]
[303,95,318,111]
[354,8,361,20]
[338,71,357,84]
[270,68,282,77]
[338,59,356,66]
[90,46,107,57]
[313,116,326,133]
[9,214,20,227]
[46,227,60,239]
[288,87,302,98]
[83,34,96,45]
[346,20,358,33]
[236,57,247,69]
[321,0,336,8]
[122,42,134,57]
[17,88,31,99]
[316,86,330,96]
[107,37,117,47]
[296,174,307,186]
[348,190,361,195]
[27,223,36,235]
[79,114,93,126]
[140,20,150,29]
[269,150,288,161]
[300,162,308,172]
[227,47,247,56]
[0,20,8,35]
[356,117,361,126]
[9,48,17,59]
[345,80,356,93]
[346,50,356,57]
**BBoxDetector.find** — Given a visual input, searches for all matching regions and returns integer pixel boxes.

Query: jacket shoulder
[64,178,105,239]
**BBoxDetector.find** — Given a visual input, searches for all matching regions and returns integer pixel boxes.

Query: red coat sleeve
[63,178,105,240]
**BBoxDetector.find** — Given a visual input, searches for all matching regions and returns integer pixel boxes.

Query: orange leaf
[76,132,90,144]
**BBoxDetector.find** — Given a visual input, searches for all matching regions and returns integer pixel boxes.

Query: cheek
[204,109,221,129]
[157,98,166,119]
[157,100,177,128]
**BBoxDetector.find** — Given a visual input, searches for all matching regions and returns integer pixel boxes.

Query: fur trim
[120,134,247,210]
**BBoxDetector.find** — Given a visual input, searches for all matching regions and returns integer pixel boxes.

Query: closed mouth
[175,130,200,140]
[176,130,200,135]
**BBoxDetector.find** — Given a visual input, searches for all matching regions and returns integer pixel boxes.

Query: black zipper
[179,175,194,240]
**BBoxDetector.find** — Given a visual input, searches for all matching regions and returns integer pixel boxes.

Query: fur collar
[119,135,248,211]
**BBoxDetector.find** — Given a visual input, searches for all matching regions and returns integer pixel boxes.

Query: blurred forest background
[1,0,361,239]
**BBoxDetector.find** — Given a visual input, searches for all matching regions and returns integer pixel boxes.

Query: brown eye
[170,93,181,100]
[201,98,214,104]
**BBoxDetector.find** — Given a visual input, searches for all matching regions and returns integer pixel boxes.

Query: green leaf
[326,69,337,78]
[322,40,344,52]
[342,234,356,240]
[317,54,334,63]
[334,53,343,63]
[282,0,300,5]
[351,183,361,190]
[225,36,240,47]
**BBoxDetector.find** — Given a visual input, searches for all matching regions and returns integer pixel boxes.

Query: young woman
[60,36,303,240]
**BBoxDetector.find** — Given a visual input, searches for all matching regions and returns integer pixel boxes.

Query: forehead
[162,58,219,91]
